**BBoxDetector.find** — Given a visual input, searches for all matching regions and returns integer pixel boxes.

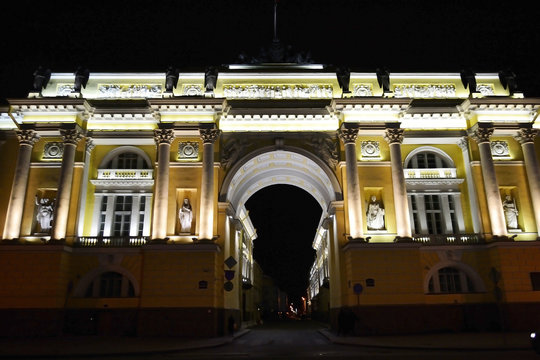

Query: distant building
[1,65,539,336]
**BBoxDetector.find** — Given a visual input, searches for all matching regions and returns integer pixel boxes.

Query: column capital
[154,128,175,145]
[338,124,359,144]
[514,127,538,145]
[457,136,469,151]
[15,129,40,146]
[384,127,404,144]
[85,137,96,153]
[60,128,84,146]
[469,125,494,144]
[199,127,221,144]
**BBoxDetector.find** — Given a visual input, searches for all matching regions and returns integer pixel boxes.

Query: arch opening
[223,148,341,318]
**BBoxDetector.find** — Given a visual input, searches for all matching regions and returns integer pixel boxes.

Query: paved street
[58,320,538,360]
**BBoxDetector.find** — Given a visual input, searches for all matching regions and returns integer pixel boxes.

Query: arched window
[428,267,475,294]
[84,271,135,298]
[405,148,465,236]
[406,150,452,169]
[105,152,149,169]
[90,147,153,239]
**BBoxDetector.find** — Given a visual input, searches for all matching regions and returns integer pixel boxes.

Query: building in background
[1,63,540,336]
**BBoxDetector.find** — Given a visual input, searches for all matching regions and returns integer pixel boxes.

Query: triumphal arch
[1,62,540,336]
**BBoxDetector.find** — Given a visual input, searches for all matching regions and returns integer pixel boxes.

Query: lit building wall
[0,68,539,336]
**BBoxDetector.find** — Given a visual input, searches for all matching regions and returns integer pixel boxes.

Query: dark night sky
[246,185,322,303]
[1,0,539,304]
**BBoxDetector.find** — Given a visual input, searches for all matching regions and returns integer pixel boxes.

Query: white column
[151,128,174,241]
[384,127,412,240]
[470,125,507,239]
[515,127,540,239]
[2,129,40,240]
[51,128,84,241]
[198,126,220,241]
[457,137,482,234]
[338,124,364,241]
[76,138,95,236]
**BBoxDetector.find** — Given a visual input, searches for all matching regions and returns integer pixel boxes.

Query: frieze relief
[476,84,495,96]
[182,85,204,96]
[353,84,373,97]
[223,84,333,99]
[57,84,75,96]
[307,133,338,169]
[393,84,456,98]
[98,84,163,98]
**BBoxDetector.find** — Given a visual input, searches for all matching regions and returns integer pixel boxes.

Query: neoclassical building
[0,63,539,336]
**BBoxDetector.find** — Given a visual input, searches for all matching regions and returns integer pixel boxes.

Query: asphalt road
[60,320,539,360]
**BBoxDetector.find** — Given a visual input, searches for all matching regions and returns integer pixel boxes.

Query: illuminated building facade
[1,64,539,336]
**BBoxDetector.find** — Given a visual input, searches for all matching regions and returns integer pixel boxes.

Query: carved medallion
[490,141,510,158]
[43,142,64,159]
[361,141,380,159]
[178,141,199,159]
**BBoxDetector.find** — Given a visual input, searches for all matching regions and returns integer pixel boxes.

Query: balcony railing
[97,169,153,180]
[404,168,457,179]
[76,236,148,247]
[412,234,483,245]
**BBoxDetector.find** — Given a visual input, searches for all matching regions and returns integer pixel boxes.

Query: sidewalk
[319,328,533,351]
[0,329,250,359]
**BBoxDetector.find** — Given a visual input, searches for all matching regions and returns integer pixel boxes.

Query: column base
[394,236,414,243]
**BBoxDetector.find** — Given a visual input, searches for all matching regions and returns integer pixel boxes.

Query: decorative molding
[393,84,456,98]
[178,141,199,159]
[223,84,333,99]
[43,142,64,159]
[97,84,162,98]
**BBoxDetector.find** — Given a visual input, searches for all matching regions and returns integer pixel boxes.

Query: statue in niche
[35,197,54,233]
[502,195,519,229]
[366,196,385,230]
[179,198,193,233]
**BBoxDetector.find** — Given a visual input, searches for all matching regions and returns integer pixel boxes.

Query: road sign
[353,283,363,295]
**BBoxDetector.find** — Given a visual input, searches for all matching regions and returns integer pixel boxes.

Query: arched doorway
[219,147,343,324]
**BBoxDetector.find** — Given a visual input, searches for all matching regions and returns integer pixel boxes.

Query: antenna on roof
[273,0,279,42]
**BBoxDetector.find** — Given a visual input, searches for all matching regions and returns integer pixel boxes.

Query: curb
[318,329,531,352]
[0,329,251,359]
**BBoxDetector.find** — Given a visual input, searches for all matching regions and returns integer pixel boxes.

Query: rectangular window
[425,195,443,234]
